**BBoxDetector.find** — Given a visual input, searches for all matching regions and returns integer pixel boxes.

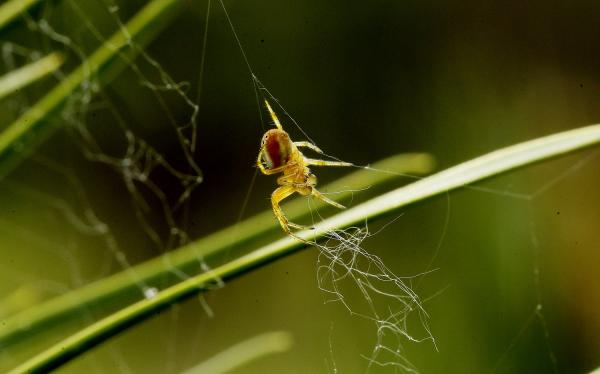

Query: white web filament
[314,225,436,372]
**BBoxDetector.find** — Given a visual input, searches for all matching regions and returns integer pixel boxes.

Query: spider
[257,99,353,234]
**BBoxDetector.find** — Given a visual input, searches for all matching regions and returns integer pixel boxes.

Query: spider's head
[260,129,294,169]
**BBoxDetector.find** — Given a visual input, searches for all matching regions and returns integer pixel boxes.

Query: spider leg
[260,164,289,175]
[257,148,291,175]
[256,148,269,174]
[276,171,306,186]
[312,188,346,209]
[294,141,324,154]
[272,185,313,234]
[277,175,295,185]
[304,158,353,167]
[264,99,283,130]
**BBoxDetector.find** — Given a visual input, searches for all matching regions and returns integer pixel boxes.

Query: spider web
[0,0,599,373]
[0,0,212,371]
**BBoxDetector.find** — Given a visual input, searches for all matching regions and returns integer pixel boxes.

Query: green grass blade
[0,0,183,179]
[8,123,600,373]
[181,331,293,374]
[0,0,41,30]
[0,52,65,101]
[0,153,434,347]
[316,124,600,230]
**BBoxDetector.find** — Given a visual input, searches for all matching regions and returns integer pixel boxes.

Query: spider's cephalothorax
[257,100,352,234]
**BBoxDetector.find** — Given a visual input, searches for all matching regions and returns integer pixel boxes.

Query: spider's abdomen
[261,129,293,169]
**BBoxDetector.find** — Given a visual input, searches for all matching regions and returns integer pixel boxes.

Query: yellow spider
[257,99,353,234]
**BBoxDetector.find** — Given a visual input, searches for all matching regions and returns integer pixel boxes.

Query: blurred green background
[0,0,599,373]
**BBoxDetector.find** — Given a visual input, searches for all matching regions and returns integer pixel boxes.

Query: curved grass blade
[0,0,184,179]
[181,331,293,374]
[0,153,434,348]
[0,0,42,30]
[0,52,65,101]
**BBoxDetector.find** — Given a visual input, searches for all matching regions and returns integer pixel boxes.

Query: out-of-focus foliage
[0,0,598,373]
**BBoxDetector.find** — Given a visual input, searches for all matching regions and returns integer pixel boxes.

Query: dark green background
[0,0,599,373]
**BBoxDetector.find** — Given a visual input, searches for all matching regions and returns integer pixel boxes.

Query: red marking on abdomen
[266,134,283,168]
[266,133,288,169]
